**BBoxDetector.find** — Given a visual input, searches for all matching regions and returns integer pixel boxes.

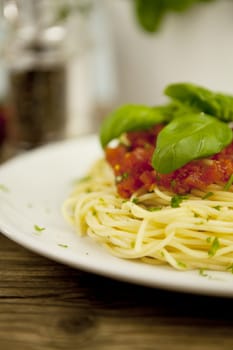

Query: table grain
[1,233,233,350]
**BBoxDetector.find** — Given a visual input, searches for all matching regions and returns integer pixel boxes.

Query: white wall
[105,0,233,105]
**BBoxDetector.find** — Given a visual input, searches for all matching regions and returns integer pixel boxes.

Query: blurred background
[0,0,233,159]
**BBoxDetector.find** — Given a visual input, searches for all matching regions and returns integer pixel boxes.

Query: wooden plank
[1,234,233,350]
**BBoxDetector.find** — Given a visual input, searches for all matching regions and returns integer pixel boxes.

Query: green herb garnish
[100,104,171,148]
[98,198,105,204]
[213,205,221,211]
[202,192,214,200]
[224,174,233,191]
[208,237,220,257]
[73,175,91,184]
[152,113,232,174]
[226,264,233,274]
[199,268,208,277]
[34,224,45,232]
[165,82,233,123]
[147,206,162,211]
[171,194,188,208]
[132,197,139,204]
[58,244,68,248]
[177,261,187,269]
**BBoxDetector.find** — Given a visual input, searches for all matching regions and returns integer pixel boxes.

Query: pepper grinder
[4,0,69,150]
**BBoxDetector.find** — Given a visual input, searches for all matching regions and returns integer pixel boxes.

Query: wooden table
[1,232,233,350]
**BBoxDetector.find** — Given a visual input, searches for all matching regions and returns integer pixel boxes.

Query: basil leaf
[152,113,233,174]
[100,104,170,148]
[165,82,233,122]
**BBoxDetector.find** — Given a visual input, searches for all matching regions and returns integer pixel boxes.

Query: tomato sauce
[105,124,233,198]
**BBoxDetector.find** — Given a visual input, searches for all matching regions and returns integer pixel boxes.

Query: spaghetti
[62,158,233,272]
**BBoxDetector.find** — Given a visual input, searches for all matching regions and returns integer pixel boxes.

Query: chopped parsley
[202,191,214,200]
[177,261,187,269]
[122,199,128,204]
[34,224,45,232]
[199,268,208,277]
[224,174,233,191]
[213,205,221,211]
[208,237,220,257]
[171,194,188,208]
[160,251,165,257]
[132,197,139,204]
[147,206,162,212]
[73,175,91,184]
[226,264,233,274]
[58,244,68,248]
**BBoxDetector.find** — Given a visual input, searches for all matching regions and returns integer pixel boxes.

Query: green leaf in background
[134,0,165,33]
[133,0,216,33]
[167,0,202,12]
[168,0,215,12]
[165,83,233,122]
[152,113,233,174]
[100,104,172,148]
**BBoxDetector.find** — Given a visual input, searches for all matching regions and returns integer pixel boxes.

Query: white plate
[1,134,233,297]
